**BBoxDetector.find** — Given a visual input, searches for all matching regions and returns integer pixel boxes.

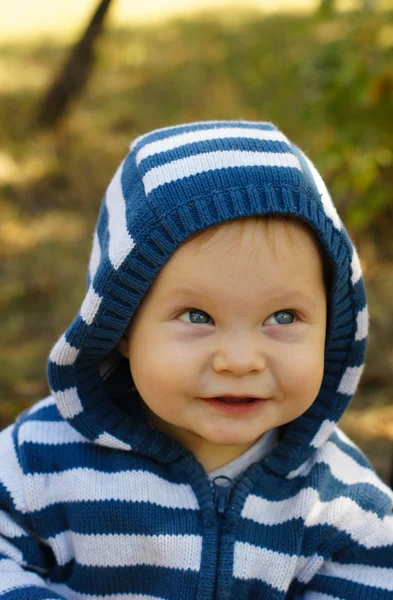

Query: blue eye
[265,310,295,325]
[180,309,212,324]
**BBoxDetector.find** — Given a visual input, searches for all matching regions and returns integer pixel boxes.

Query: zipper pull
[212,475,232,515]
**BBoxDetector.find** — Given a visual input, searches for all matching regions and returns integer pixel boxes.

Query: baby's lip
[202,395,267,401]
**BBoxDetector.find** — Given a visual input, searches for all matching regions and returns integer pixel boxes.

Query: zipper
[211,476,233,599]
[212,475,232,515]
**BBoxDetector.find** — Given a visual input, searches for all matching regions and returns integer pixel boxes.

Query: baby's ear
[117,331,130,359]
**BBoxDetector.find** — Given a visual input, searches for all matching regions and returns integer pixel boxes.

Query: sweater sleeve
[0,424,65,600]
[298,503,393,599]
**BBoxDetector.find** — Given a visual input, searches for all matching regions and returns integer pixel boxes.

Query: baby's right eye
[178,309,213,324]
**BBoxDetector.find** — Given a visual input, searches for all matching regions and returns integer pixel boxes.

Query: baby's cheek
[144,340,195,388]
[279,347,324,394]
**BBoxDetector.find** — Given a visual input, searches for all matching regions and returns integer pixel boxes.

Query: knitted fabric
[1,121,392,599]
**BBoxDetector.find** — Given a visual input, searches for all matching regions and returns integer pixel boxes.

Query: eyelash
[178,308,298,326]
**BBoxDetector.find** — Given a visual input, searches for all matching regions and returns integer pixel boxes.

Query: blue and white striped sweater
[1,120,393,598]
[1,396,393,599]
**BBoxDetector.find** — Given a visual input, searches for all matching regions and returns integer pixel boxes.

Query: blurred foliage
[0,8,393,476]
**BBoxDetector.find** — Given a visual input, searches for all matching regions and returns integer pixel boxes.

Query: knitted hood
[47,120,368,477]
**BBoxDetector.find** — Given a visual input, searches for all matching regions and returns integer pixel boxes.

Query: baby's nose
[212,334,265,376]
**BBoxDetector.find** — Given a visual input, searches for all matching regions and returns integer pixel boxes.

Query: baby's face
[119,218,327,469]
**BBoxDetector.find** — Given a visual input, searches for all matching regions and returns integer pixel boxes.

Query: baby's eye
[264,310,296,325]
[179,309,213,325]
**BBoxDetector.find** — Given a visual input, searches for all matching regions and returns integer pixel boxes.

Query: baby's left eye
[264,310,295,325]
[178,309,213,325]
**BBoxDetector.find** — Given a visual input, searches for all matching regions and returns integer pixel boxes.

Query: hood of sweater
[47,120,368,478]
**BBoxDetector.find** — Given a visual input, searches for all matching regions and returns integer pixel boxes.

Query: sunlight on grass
[342,406,393,441]
[0,1,315,43]
[1,0,392,43]
[0,57,51,94]
[0,152,19,183]
[0,212,86,257]
[377,23,393,48]
[0,150,52,184]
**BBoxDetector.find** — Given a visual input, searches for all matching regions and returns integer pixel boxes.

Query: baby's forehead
[148,215,331,301]
[147,216,325,292]
[184,215,322,258]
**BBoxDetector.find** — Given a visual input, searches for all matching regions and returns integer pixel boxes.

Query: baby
[1,121,392,599]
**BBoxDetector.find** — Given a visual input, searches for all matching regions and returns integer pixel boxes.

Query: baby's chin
[191,424,264,449]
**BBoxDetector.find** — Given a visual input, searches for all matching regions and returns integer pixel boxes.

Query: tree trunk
[36,0,113,130]
[362,0,376,9]
[319,0,336,15]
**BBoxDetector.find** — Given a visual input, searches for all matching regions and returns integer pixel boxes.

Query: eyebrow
[162,286,318,310]
[161,287,210,302]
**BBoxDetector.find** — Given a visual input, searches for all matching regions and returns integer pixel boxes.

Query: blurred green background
[1,0,393,480]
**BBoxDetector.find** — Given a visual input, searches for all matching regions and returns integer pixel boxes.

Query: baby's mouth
[200,396,266,413]
[210,397,261,403]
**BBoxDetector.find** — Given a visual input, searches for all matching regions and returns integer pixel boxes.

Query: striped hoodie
[1,121,393,599]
